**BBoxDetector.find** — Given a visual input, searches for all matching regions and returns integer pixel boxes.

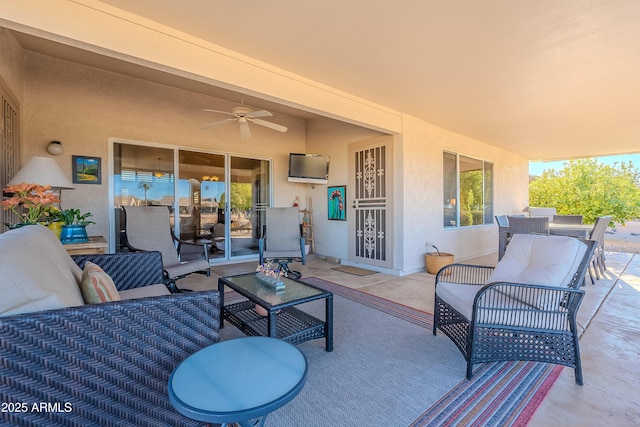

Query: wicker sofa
[0,225,220,426]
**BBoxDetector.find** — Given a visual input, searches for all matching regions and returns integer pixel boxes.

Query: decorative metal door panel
[349,138,391,268]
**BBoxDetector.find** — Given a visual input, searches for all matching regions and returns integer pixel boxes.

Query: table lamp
[8,156,75,190]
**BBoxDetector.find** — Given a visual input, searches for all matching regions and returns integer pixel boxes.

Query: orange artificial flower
[2,183,60,224]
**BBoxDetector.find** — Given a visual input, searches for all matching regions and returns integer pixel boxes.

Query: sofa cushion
[80,262,121,304]
[0,225,85,316]
[119,284,171,300]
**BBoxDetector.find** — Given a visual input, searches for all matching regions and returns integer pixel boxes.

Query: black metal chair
[433,234,596,385]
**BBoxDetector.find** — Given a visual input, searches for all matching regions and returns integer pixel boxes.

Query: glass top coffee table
[218,273,333,351]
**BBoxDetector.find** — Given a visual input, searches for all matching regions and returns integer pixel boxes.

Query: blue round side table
[168,336,307,427]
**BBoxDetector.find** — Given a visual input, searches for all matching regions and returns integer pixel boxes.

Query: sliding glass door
[229,156,270,257]
[112,142,270,262]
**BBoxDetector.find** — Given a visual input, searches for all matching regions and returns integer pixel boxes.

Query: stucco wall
[400,114,529,274]
[21,51,308,239]
[305,114,528,275]
[0,28,23,102]
[305,117,383,259]
[5,45,529,275]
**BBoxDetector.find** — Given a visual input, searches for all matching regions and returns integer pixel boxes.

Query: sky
[529,153,640,176]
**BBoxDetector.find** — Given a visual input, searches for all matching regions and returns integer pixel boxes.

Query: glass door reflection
[113,143,270,262]
[229,156,270,258]
[179,150,226,259]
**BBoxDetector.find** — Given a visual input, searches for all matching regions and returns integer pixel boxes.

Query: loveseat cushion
[488,234,586,287]
[486,234,587,308]
[0,225,85,316]
[81,261,121,304]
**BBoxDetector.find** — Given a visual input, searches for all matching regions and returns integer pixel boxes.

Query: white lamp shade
[8,156,75,189]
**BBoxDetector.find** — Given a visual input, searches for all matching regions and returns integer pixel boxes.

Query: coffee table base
[224,300,327,345]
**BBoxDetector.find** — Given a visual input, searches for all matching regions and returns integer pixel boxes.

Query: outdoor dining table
[498,221,593,260]
[548,223,593,238]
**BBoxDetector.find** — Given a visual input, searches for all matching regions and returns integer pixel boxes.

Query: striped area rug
[301,277,561,427]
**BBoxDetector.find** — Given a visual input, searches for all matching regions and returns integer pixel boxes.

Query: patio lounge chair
[122,206,211,291]
[259,207,306,279]
[433,234,596,385]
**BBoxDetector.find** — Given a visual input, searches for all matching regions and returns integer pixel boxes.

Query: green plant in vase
[57,208,95,244]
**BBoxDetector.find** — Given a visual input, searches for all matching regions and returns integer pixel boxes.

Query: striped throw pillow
[80,261,121,304]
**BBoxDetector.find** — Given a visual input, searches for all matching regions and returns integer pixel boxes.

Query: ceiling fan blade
[200,118,237,130]
[246,109,272,119]
[239,118,251,139]
[250,118,288,133]
[202,109,236,117]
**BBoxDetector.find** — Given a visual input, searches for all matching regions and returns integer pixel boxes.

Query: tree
[137,182,153,205]
[529,159,640,225]
[230,183,252,212]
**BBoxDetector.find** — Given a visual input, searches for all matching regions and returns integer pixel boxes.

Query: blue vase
[60,225,88,244]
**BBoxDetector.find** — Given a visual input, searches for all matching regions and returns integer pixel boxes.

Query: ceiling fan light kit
[200,106,288,139]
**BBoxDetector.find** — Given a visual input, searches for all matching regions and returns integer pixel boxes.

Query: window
[443,152,493,228]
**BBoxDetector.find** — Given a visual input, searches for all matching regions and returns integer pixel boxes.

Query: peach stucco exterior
[0,3,529,275]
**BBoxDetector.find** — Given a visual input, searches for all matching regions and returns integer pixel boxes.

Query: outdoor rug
[221,278,560,426]
[331,265,378,276]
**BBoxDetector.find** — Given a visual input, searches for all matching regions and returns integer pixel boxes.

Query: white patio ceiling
[12,1,640,160]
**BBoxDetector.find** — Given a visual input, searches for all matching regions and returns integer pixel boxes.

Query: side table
[63,236,108,256]
[168,336,307,427]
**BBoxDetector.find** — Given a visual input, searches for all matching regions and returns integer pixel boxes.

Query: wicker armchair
[0,251,220,426]
[433,234,596,385]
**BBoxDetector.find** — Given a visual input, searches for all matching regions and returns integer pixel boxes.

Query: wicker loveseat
[0,226,220,426]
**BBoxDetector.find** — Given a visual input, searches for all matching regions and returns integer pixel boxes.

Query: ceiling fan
[200,106,288,139]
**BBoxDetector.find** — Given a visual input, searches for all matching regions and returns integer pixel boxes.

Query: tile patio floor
[180,250,640,426]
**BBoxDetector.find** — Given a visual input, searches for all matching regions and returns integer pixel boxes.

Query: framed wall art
[327,185,346,221]
[72,155,102,184]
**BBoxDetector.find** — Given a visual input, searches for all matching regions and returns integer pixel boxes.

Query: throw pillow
[80,261,121,304]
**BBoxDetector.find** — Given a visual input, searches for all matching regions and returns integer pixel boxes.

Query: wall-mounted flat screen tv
[288,153,330,184]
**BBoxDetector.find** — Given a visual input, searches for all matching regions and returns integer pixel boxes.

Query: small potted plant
[425,242,455,274]
[56,208,95,244]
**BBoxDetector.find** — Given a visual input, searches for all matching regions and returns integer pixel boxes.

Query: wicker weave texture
[224,300,326,344]
[1,291,220,426]
[433,239,595,385]
[72,251,164,291]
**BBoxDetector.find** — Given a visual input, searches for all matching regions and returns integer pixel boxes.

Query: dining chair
[553,214,583,224]
[507,216,550,235]
[495,215,510,260]
[528,207,557,221]
[586,216,611,284]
